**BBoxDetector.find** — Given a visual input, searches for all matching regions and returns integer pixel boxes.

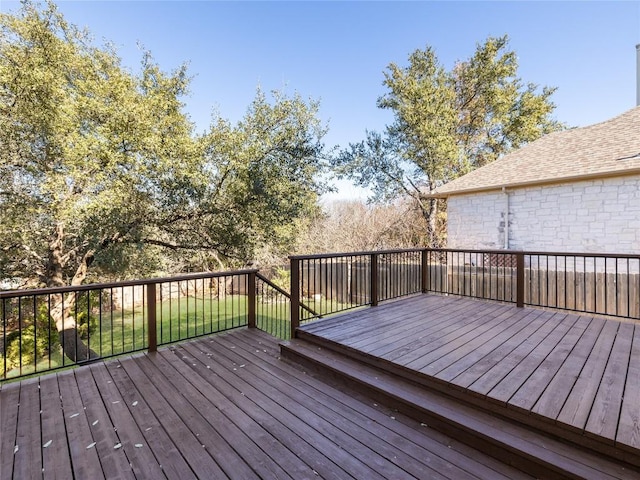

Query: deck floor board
[585,322,634,442]
[121,354,255,480]
[14,379,42,480]
[446,309,554,388]
[508,314,593,412]
[381,301,501,363]
[98,360,188,480]
[147,349,296,480]
[56,370,105,480]
[0,382,20,480]
[73,366,137,480]
[405,305,523,373]
[1,325,534,479]
[357,299,482,357]
[342,296,465,351]
[96,359,205,480]
[480,312,577,404]
[39,374,73,480]
[437,307,548,383]
[617,323,640,450]
[465,311,569,397]
[186,339,397,480]
[200,343,354,479]
[556,318,620,430]
[531,316,606,420]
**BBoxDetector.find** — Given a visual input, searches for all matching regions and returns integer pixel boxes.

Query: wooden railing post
[421,249,429,294]
[247,271,256,329]
[290,258,300,338]
[146,283,157,352]
[371,253,379,307]
[516,252,525,308]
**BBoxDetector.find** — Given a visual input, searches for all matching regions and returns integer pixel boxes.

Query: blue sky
[2,1,640,199]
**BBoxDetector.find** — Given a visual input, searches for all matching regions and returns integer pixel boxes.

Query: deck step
[294,326,640,468]
[281,337,639,480]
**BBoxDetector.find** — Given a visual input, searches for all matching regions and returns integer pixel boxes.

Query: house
[429,105,640,254]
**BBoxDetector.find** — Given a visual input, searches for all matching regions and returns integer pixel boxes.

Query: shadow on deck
[1,327,535,480]
[283,293,640,480]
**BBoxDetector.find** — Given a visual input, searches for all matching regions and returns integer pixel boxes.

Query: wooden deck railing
[289,248,640,338]
[289,249,426,337]
[4,247,639,379]
[1,269,299,381]
[428,249,640,319]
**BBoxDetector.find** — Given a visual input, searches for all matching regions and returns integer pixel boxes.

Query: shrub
[5,325,53,370]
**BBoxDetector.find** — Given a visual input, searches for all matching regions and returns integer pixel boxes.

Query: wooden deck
[0,328,535,480]
[298,294,640,461]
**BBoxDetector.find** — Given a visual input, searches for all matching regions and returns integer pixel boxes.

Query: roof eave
[427,167,640,199]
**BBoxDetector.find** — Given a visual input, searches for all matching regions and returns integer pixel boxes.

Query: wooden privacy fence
[299,259,423,305]
[433,265,640,319]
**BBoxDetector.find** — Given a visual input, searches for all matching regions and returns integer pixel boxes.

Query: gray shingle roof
[430,106,640,197]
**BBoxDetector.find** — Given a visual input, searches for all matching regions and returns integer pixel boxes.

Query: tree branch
[140,238,243,261]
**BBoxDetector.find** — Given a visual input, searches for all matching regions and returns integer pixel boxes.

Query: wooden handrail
[425,248,640,260]
[289,248,425,260]
[0,269,260,298]
[255,272,319,318]
[287,248,640,320]
[291,248,640,262]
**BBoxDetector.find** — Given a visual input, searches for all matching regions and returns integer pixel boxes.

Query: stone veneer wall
[446,175,640,254]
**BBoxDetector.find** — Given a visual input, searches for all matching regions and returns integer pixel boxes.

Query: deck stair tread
[281,337,639,480]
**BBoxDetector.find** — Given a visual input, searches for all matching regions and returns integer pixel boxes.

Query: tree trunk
[49,292,99,363]
[419,197,440,248]
[59,326,98,362]
[47,224,99,363]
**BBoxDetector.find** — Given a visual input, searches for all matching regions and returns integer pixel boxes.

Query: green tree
[1,1,198,360]
[333,36,562,245]
[0,1,328,362]
[176,88,328,270]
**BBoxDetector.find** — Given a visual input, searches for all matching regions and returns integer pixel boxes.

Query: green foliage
[333,35,563,244]
[75,311,98,340]
[0,1,329,291]
[257,267,290,303]
[270,267,291,293]
[4,305,58,370]
[193,89,329,266]
[5,327,34,370]
[6,326,45,369]
[0,0,196,284]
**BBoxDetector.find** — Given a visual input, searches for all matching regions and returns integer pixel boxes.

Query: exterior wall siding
[446,175,640,254]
